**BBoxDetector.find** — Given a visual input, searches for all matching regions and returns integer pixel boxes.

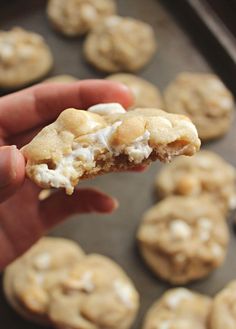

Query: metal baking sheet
[0,0,236,328]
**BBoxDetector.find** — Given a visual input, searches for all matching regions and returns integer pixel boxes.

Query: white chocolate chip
[211,244,223,258]
[159,320,171,329]
[88,103,126,115]
[197,157,213,169]
[155,117,172,128]
[105,16,121,27]
[166,289,193,309]
[198,218,212,230]
[114,280,134,309]
[219,97,233,110]
[229,195,236,210]
[34,252,51,270]
[198,218,212,241]
[208,79,225,91]
[199,231,211,242]
[81,4,97,21]
[0,42,15,59]
[169,220,192,240]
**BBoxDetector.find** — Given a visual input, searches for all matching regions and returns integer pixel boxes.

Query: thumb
[0,146,25,203]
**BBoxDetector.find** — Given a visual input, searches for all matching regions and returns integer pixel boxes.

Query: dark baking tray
[0,1,236,328]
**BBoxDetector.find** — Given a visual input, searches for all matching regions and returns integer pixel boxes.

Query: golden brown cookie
[22,103,200,194]
[155,150,236,214]
[137,196,229,284]
[143,288,212,329]
[210,281,236,329]
[48,254,139,329]
[106,73,163,109]
[3,237,85,325]
[84,16,157,72]
[164,72,234,140]
[47,0,116,36]
[0,27,53,88]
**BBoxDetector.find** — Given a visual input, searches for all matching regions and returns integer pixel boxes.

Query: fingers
[0,80,133,138]
[39,187,118,230]
[0,146,25,203]
[8,125,44,149]
[128,164,148,172]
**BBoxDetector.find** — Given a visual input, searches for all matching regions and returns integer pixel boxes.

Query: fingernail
[0,145,17,187]
[112,198,119,210]
[104,197,119,213]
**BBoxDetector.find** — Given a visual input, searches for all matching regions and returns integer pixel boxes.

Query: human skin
[0,80,133,270]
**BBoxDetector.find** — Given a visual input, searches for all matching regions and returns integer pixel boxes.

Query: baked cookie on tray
[47,0,116,36]
[164,72,234,140]
[0,27,53,89]
[106,73,163,109]
[210,281,236,329]
[137,196,229,284]
[143,288,212,329]
[22,103,201,194]
[48,254,139,329]
[155,150,236,214]
[3,237,85,325]
[84,16,157,72]
[44,74,78,83]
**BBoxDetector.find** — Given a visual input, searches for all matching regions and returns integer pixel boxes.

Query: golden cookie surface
[137,196,229,284]
[143,288,212,329]
[164,72,234,140]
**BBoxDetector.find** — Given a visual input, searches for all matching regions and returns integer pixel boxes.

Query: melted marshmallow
[169,220,192,240]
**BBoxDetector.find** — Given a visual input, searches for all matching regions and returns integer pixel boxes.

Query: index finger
[0,80,133,139]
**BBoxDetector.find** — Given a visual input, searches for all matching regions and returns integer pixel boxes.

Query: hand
[0,80,133,270]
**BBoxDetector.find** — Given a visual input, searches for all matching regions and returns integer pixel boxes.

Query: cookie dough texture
[3,237,85,325]
[137,196,229,284]
[210,281,236,329]
[164,73,234,140]
[155,150,236,214]
[22,103,200,194]
[84,16,157,72]
[143,288,212,329]
[44,74,78,83]
[0,27,53,88]
[47,0,116,36]
[107,74,163,109]
[48,254,139,329]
